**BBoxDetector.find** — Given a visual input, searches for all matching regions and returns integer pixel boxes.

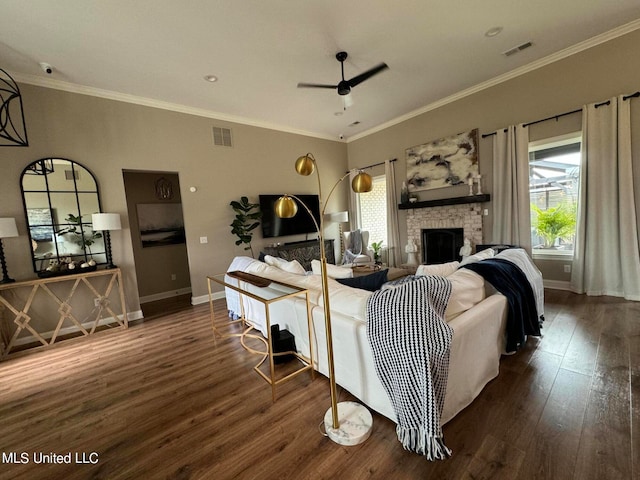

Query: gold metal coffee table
[207,271,314,401]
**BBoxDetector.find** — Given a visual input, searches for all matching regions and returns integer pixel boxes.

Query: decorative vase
[401,182,409,204]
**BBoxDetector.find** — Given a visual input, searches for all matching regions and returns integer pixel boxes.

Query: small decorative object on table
[405,239,419,266]
[38,257,97,278]
[459,238,472,260]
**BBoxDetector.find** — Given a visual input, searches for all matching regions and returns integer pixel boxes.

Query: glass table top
[207,271,307,303]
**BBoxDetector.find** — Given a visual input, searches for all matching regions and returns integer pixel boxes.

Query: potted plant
[370,240,384,265]
[230,196,262,258]
[531,202,577,248]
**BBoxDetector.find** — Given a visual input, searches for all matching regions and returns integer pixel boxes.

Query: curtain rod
[481,91,640,139]
[348,158,396,173]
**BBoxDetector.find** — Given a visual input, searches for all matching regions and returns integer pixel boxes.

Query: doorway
[122,170,192,316]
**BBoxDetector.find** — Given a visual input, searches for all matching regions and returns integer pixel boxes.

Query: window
[529,133,581,257]
[358,175,387,250]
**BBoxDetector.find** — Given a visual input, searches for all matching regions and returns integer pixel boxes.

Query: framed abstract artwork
[405,129,479,192]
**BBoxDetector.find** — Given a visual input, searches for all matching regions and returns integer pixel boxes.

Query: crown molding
[10,72,338,142]
[348,18,640,142]
[9,18,639,145]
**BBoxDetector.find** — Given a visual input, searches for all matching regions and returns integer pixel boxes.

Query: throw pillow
[311,259,354,279]
[337,269,388,291]
[264,255,306,275]
[458,248,495,266]
[416,261,460,277]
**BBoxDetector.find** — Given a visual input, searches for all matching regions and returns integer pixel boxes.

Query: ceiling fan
[297,51,389,100]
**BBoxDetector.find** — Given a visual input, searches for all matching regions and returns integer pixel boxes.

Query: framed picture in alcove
[136,203,186,248]
[405,129,479,192]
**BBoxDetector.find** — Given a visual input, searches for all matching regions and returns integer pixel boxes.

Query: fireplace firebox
[421,228,464,264]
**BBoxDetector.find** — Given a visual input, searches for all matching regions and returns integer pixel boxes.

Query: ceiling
[2,1,640,141]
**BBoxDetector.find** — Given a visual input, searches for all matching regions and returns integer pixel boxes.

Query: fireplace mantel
[398,194,490,210]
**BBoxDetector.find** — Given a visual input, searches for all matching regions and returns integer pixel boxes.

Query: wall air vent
[502,41,533,57]
[212,126,233,147]
[65,169,79,180]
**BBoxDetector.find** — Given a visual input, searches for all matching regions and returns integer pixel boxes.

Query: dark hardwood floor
[0,289,637,479]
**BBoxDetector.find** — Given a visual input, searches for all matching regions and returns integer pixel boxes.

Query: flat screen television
[259,194,321,239]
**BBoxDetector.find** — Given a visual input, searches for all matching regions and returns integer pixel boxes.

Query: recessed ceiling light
[485,26,503,38]
[204,75,218,83]
[334,111,343,116]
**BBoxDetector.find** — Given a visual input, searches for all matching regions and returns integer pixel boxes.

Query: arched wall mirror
[21,158,107,274]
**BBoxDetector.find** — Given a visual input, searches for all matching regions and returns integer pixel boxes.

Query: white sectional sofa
[224,255,511,424]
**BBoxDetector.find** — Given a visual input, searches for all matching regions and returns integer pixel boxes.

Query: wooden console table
[0,268,128,359]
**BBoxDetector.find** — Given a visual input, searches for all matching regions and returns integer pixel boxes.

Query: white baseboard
[13,309,144,347]
[543,279,572,291]
[139,287,192,304]
[191,292,225,305]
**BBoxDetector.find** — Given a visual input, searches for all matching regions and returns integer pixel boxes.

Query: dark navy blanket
[462,258,542,352]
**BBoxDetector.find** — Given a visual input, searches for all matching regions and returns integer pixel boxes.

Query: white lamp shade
[92,213,122,231]
[0,218,19,238]
[326,211,349,223]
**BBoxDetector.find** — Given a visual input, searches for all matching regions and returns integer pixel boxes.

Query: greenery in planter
[531,201,577,248]
[230,196,262,258]
[370,240,384,264]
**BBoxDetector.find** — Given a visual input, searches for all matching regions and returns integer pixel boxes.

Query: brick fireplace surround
[406,202,484,264]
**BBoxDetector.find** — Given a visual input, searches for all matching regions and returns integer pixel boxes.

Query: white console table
[0,268,128,359]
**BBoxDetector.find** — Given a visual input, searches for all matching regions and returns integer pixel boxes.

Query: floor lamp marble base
[324,401,373,445]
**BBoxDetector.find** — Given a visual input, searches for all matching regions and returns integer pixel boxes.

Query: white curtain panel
[385,160,402,267]
[571,96,640,300]
[491,124,532,252]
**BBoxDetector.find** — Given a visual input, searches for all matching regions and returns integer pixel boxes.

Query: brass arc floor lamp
[275,153,374,446]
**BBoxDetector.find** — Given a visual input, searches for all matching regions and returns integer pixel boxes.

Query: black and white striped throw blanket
[366,275,453,460]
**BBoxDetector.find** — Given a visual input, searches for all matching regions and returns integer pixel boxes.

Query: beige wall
[0,85,348,319]
[347,28,640,282]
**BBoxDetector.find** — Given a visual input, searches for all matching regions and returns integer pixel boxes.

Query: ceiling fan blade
[347,63,389,88]
[297,82,338,89]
